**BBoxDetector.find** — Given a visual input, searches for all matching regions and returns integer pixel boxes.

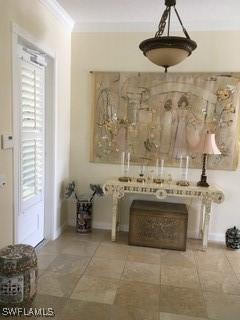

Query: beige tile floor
[32,228,240,320]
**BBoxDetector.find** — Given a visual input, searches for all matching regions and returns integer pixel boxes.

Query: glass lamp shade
[146,47,189,67]
[139,36,197,68]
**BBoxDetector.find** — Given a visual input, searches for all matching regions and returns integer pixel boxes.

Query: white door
[16,49,45,246]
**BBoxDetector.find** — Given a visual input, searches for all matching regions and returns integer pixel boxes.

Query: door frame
[12,23,57,244]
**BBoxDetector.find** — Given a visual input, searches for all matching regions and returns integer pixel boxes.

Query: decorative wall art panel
[91,72,240,170]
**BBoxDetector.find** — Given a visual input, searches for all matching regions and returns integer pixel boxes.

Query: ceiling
[57,0,240,32]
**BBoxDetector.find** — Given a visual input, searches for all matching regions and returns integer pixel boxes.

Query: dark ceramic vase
[226,226,240,249]
[76,201,92,233]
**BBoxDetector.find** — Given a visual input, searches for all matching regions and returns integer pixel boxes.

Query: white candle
[180,156,189,181]
[160,159,164,177]
[140,165,145,176]
[179,155,183,170]
[127,152,130,171]
[121,152,125,176]
[184,156,189,180]
[155,159,159,177]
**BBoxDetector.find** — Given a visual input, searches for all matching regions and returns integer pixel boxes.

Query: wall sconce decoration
[139,0,197,72]
[197,133,221,187]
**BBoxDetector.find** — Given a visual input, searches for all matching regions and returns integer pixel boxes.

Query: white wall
[70,31,240,241]
[0,0,71,247]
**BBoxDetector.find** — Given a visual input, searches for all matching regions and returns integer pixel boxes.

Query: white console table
[103,179,224,251]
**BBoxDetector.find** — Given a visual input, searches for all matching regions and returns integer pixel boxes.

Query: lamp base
[197,175,209,188]
[197,181,209,187]
[197,154,210,187]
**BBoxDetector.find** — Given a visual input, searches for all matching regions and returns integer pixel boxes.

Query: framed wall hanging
[91,72,240,170]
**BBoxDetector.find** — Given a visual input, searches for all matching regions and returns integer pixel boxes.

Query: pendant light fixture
[139,0,197,72]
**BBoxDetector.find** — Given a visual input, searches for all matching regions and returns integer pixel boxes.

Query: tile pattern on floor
[30,228,240,320]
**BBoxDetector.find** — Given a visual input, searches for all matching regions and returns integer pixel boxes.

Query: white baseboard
[208,233,225,242]
[92,222,225,242]
[92,221,112,230]
[53,223,67,240]
[69,219,225,242]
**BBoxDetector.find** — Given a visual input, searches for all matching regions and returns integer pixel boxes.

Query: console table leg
[117,203,121,232]
[111,193,119,241]
[202,199,212,251]
[199,200,205,238]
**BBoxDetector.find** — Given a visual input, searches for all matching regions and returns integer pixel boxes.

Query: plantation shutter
[19,54,45,210]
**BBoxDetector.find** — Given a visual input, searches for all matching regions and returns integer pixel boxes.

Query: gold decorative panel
[91,72,240,170]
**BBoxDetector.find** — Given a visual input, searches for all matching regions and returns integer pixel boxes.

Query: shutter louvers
[20,60,45,204]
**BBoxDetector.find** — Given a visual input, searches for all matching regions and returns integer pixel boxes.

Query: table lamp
[197,133,221,187]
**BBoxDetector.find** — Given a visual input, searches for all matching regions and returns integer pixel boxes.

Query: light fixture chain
[167,7,171,36]
[173,6,191,39]
[155,7,170,37]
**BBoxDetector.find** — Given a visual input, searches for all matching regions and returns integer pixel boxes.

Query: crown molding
[38,0,75,31]
[73,20,240,33]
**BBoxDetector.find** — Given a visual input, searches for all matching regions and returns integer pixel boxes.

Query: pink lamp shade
[196,133,221,187]
[198,133,221,155]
